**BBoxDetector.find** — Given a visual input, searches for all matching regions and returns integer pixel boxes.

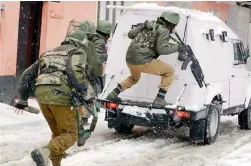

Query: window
[233,42,249,63]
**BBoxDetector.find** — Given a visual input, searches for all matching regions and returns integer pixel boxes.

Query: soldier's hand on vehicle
[12,100,28,115]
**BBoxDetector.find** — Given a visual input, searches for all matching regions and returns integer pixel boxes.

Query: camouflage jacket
[93,33,108,63]
[126,20,179,65]
[19,42,94,106]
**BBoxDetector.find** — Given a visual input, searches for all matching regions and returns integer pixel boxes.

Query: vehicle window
[233,42,248,63]
[244,47,250,60]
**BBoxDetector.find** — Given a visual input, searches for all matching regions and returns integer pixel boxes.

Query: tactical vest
[35,45,77,86]
[132,22,159,57]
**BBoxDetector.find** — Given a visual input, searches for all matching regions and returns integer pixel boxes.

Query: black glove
[13,100,28,109]
[178,51,188,61]
[177,45,187,53]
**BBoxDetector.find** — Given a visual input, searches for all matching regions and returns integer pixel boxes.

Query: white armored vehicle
[98,3,251,145]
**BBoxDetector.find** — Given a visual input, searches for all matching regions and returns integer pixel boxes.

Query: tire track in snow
[61,118,251,166]
[2,114,251,166]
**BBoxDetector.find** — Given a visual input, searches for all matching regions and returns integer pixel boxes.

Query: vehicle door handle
[231,74,235,78]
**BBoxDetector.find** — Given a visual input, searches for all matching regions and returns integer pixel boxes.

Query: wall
[192,1,229,22]
[40,1,97,54]
[226,5,250,47]
[0,1,20,75]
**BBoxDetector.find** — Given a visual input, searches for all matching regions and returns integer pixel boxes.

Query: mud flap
[189,119,206,143]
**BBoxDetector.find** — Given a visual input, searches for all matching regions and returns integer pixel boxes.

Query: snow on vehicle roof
[108,3,222,23]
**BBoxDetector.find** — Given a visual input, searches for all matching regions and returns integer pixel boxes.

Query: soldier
[93,20,112,92]
[76,20,112,126]
[13,29,95,166]
[106,11,186,108]
[77,20,107,125]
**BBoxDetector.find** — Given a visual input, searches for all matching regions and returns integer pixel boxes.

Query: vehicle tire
[114,123,134,134]
[238,106,251,130]
[204,100,221,145]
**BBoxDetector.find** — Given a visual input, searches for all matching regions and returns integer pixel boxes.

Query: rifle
[52,88,98,146]
[172,31,207,88]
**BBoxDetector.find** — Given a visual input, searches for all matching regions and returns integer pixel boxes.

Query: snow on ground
[1,99,251,166]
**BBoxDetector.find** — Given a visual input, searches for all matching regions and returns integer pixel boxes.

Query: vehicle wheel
[204,100,221,145]
[238,107,251,130]
[114,123,134,134]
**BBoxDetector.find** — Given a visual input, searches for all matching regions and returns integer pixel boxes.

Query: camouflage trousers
[39,103,78,166]
[120,59,175,91]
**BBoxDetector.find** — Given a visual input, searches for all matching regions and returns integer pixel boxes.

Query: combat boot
[31,147,50,166]
[106,84,123,102]
[152,89,169,109]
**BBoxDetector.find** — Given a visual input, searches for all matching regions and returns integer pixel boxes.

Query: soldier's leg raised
[106,63,141,102]
[139,59,175,108]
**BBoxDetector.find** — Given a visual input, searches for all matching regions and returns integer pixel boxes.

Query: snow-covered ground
[1,99,251,166]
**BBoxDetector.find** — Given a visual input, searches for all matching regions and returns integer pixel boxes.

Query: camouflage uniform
[93,20,112,93]
[15,29,95,166]
[93,33,108,64]
[107,12,186,108]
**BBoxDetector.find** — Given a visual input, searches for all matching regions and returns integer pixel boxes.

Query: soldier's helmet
[79,20,96,35]
[66,29,86,42]
[160,11,180,25]
[96,20,112,35]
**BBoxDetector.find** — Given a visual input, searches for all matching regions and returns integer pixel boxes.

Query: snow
[1,99,251,166]
[128,3,222,22]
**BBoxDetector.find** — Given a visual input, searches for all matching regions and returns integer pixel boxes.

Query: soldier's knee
[170,67,175,76]
[130,76,140,84]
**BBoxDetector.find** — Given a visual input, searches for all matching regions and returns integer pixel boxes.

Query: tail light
[177,111,190,119]
[170,108,191,119]
[104,102,118,109]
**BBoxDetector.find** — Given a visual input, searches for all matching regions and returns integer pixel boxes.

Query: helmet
[160,11,180,25]
[78,20,96,35]
[66,29,86,42]
[96,20,112,35]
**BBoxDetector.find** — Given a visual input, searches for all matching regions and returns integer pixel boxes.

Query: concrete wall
[40,1,97,53]
[0,2,20,75]
[226,5,251,47]
[192,1,229,22]
[0,1,97,75]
